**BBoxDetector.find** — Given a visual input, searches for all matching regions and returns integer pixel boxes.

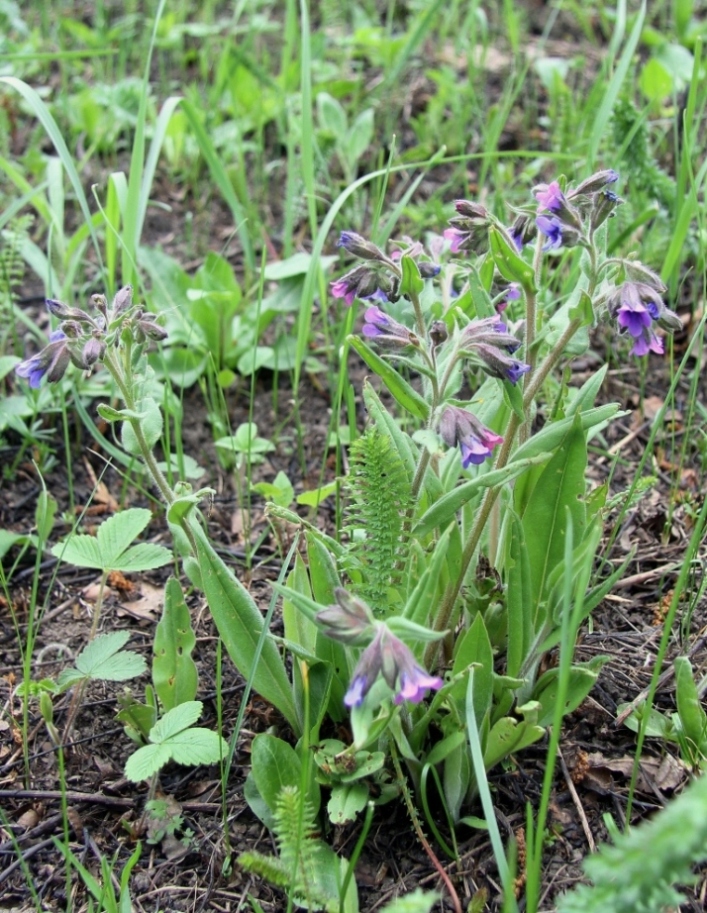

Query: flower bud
[337,231,388,263]
[569,169,619,197]
[590,190,624,231]
[82,336,106,367]
[111,285,133,316]
[429,320,448,347]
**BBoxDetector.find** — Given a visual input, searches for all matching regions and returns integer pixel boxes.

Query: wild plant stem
[103,352,175,506]
[390,742,462,913]
[426,316,584,668]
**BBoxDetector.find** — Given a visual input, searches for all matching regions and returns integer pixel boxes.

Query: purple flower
[330,264,382,306]
[617,301,652,338]
[438,406,504,467]
[505,360,532,384]
[394,667,444,705]
[502,283,522,312]
[607,279,680,358]
[536,215,563,250]
[331,277,359,307]
[443,227,469,254]
[362,306,417,348]
[508,214,536,252]
[631,331,664,357]
[343,626,443,708]
[418,262,441,279]
[534,181,565,213]
[15,330,72,388]
[475,343,531,383]
[345,676,368,707]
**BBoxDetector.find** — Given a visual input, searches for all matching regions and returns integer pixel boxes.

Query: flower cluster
[531,171,621,251]
[459,316,530,384]
[438,405,504,467]
[607,277,681,357]
[14,287,166,388]
[317,592,443,708]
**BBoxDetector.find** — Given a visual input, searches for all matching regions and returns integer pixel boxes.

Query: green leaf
[189,522,299,732]
[413,454,552,539]
[97,403,132,422]
[483,715,545,769]
[504,512,533,680]
[121,396,163,454]
[296,480,338,506]
[456,614,493,728]
[379,891,441,913]
[150,700,203,741]
[35,490,57,542]
[519,419,587,606]
[74,631,147,681]
[349,336,430,421]
[0,530,38,559]
[675,657,707,750]
[489,227,536,290]
[52,508,171,572]
[533,661,604,727]
[328,783,369,824]
[161,727,227,766]
[399,255,424,297]
[250,733,319,817]
[125,707,229,781]
[153,577,198,711]
[110,542,173,572]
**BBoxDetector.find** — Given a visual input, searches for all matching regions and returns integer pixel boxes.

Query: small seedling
[124,700,228,782]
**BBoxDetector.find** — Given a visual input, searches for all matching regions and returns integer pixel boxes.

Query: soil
[2,4,707,911]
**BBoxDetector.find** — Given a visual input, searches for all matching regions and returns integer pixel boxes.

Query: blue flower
[343,626,442,708]
[439,405,504,467]
[15,330,71,388]
[536,215,563,250]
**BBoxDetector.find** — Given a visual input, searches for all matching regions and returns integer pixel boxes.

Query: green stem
[390,742,462,913]
[425,315,584,668]
[103,352,175,506]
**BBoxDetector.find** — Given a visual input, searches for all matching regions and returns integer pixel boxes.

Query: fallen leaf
[585,752,686,794]
[117,581,164,622]
[17,808,40,829]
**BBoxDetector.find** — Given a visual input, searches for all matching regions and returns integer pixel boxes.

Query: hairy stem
[425,315,584,668]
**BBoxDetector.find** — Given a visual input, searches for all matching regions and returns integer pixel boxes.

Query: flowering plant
[273,170,679,823]
[14,170,679,848]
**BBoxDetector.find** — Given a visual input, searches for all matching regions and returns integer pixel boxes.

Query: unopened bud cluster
[15,286,166,388]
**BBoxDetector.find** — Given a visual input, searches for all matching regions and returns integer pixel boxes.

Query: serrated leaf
[75,631,147,681]
[56,668,86,690]
[109,542,172,572]
[96,508,152,563]
[150,700,204,742]
[125,742,173,781]
[164,728,228,766]
[52,533,104,569]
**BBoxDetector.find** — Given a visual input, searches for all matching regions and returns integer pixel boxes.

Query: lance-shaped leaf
[349,336,430,421]
[153,577,198,711]
[187,521,299,733]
